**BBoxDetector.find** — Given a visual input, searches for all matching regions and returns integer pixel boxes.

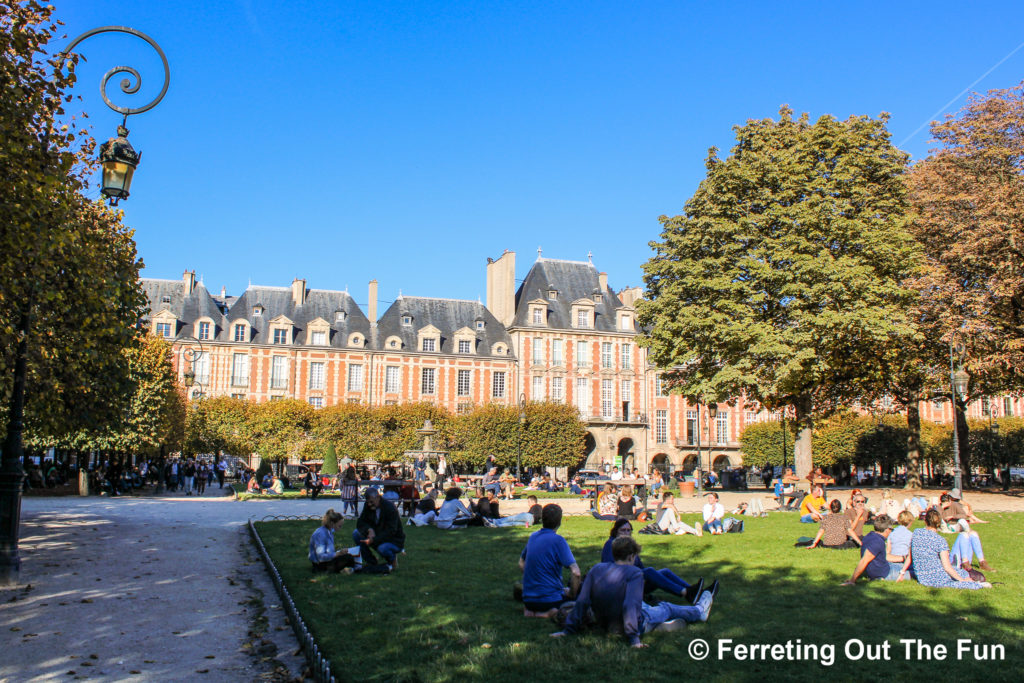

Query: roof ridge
[401,295,482,304]
[538,257,596,266]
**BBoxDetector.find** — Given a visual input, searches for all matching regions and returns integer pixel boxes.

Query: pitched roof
[512,258,625,332]
[376,296,514,357]
[226,286,371,347]
[141,278,225,336]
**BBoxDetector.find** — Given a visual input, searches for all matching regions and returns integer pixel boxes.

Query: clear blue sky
[61,1,1024,309]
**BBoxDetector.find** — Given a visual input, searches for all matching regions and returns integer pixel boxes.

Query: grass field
[232,482,586,502]
[255,513,1023,682]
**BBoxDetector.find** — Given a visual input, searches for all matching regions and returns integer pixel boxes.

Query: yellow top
[800,494,825,516]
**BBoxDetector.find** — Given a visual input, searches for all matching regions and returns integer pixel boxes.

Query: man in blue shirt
[519,504,581,617]
[841,514,903,585]
[552,536,717,648]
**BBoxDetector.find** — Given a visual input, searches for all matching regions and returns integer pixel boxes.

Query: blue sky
[61,1,1024,309]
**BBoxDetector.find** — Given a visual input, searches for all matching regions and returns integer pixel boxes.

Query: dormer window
[422,338,436,352]
[594,293,603,303]
[620,314,632,330]
[532,309,543,324]
[311,331,326,345]
[253,306,263,318]
[402,315,412,326]
[458,339,472,354]
[198,321,211,340]
[385,335,402,350]
[475,319,485,331]
[548,289,558,299]
[156,322,172,338]
[161,294,171,304]
[272,328,289,345]
[348,332,364,348]
[335,311,347,323]
[576,309,590,328]
[233,324,247,342]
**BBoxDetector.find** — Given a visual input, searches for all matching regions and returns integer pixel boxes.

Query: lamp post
[517,393,527,483]
[694,402,703,497]
[0,26,169,585]
[949,338,969,493]
[707,403,719,483]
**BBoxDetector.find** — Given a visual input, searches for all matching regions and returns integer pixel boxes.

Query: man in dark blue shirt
[553,537,717,648]
[842,514,900,585]
[519,504,581,617]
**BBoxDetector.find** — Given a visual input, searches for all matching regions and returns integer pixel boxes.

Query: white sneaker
[698,592,713,622]
[482,517,496,528]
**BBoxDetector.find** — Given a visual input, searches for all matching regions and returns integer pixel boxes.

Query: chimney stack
[183,269,196,296]
[220,285,227,298]
[368,279,378,324]
[598,272,608,294]
[486,250,516,326]
[291,278,306,306]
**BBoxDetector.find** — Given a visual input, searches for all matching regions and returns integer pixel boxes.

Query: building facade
[142,253,1021,475]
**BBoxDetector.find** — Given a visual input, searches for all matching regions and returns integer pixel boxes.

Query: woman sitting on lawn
[655,491,702,536]
[308,509,354,573]
[436,487,483,529]
[910,509,991,589]
[246,475,261,494]
[806,499,859,549]
[592,483,619,521]
[601,518,704,603]
[616,485,639,520]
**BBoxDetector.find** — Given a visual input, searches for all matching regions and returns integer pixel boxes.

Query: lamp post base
[0,467,24,587]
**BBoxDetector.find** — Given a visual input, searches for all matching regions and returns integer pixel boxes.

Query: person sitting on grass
[264,476,285,496]
[519,504,581,617]
[799,485,827,523]
[408,487,439,527]
[593,483,620,521]
[552,536,718,648]
[436,487,483,529]
[702,493,725,535]
[806,499,860,549]
[499,470,517,500]
[616,485,639,520]
[353,488,405,571]
[844,494,869,546]
[655,491,702,536]
[841,515,909,585]
[309,509,356,573]
[887,510,914,573]
[941,489,988,525]
[246,475,261,494]
[948,518,994,573]
[527,494,543,524]
[602,518,705,603]
[910,509,991,589]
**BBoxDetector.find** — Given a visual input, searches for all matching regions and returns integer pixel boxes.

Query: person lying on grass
[408,486,439,527]
[941,489,987,525]
[842,514,909,585]
[601,518,704,603]
[551,536,718,648]
[806,499,860,549]
[654,491,702,536]
[519,504,581,617]
[480,489,536,528]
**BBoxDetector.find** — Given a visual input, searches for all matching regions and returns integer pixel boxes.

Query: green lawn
[256,513,1023,682]
[231,482,341,501]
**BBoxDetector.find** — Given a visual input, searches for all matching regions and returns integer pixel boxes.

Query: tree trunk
[793,395,813,478]
[905,402,922,489]
[955,398,971,487]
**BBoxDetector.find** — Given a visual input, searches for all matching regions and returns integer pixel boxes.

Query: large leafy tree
[313,402,383,463]
[638,107,920,477]
[183,395,253,457]
[904,83,1024,482]
[451,402,587,470]
[245,399,315,469]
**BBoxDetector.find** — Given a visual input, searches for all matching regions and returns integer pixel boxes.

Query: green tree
[321,443,339,476]
[450,403,519,468]
[183,396,252,457]
[520,402,588,470]
[245,399,315,471]
[738,420,795,468]
[376,403,453,463]
[638,107,920,478]
[313,403,383,463]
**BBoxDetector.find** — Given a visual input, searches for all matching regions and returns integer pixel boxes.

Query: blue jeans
[702,520,723,533]
[352,529,401,565]
[800,514,818,523]
[639,600,702,632]
[643,567,689,595]
[490,512,535,527]
[483,483,502,496]
[950,531,985,564]
[569,484,582,495]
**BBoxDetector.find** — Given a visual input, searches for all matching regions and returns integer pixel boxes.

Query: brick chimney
[291,278,306,306]
[486,250,516,326]
[598,272,608,294]
[183,269,196,296]
[368,279,378,325]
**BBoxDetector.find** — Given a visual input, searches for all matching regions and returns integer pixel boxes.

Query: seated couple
[652,492,702,536]
[593,483,643,521]
[806,498,867,549]
[703,493,743,534]
[308,495,404,574]
[842,511,991,589]
[551,534,720,648]
[602,518,708,603]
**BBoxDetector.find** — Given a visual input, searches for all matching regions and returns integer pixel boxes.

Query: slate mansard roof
[376,296,514,358]
[141,278,225,332]
[512,258,627,332]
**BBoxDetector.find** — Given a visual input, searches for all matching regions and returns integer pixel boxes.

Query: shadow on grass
[255,514,1024,683]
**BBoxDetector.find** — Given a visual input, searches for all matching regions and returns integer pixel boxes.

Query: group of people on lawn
[798,484,994,590]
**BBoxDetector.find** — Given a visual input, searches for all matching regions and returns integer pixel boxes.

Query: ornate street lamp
[0,26,169,586]
[517,393,527,482]
[949,338,969,493]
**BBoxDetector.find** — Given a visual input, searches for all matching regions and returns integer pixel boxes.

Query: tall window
[532,337,543,365]
[601,343,613,369]
[233,324,246,342]
[273,328,288,345]
[270,356,287,389]
[656,376,668,397]
[686,410,697,445]
[311,330,326,346]
[421,368,436,395]
[620,343,631,370]
[532,375,543,399]
[194,353,210,384]
[308,397,323,409]
[231,353,249,387]
[716,411,728,445]
[551,377,564,401]
[422,338,436,352]
[576,341,588,369]
[492,371,506,398]
[198,321,211,340]
[620,380,631,402]
[385,366,400,393]
[1005,397,1014,417]
[655,410,667,443]
[309,362,324,390]
[347,364,363,392]
[575,378,589,416]
[745,411,758,425]
[458,339,472,354]
[552,339,563,365]
[532,308,543,324]
[156,322,172,338]
[600,380,613,419]
[457,369,471,396]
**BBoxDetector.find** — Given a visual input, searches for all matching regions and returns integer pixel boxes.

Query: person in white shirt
[656,492,702,536]
[702,493,725,535]
[610,467,624,481]
[435,487,481,529]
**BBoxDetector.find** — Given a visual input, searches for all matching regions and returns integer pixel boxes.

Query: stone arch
[682,454,700,474]
[712,454,732,471]
[617,437,634,473]
[651,453,671,478]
